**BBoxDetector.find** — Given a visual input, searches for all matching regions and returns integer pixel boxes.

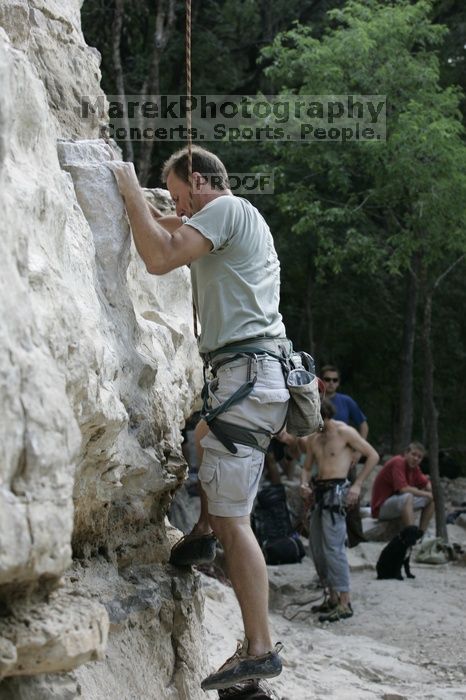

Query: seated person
[371,442,434,533]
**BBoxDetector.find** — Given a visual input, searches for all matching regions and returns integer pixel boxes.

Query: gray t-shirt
[185,195,286,353]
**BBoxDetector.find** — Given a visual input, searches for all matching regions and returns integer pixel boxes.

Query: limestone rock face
[0,2,204,697]
[0,0,105,138]
[0,26,81,593]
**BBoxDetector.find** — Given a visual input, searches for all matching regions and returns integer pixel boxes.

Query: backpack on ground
[252,484,305,565]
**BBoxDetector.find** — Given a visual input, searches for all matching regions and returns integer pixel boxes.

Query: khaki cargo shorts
[199,354,289,517]
[379,493,430,520]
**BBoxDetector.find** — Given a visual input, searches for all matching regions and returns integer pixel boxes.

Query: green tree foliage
[433,0,466,118]
[81,0,466,465]
[81,0,338,181]
[261,0,466,455]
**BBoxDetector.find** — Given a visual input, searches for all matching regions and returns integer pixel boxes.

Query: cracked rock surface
[0,2,204,697]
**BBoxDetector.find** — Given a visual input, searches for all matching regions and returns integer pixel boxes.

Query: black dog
[376,526,423,580]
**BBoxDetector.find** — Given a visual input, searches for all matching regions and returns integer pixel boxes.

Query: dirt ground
[201,522,466,700]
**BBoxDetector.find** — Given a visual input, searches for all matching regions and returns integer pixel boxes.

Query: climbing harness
[200,339,293,455]
[200,340,322,455]
[312,478,350,525]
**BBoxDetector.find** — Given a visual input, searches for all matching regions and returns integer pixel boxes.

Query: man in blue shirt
[321,365,368,440]
[321,365,369,546]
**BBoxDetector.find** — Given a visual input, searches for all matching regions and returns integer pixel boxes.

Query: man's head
[320,397,336,422]
[162,146,230,217]
[404,442,426,469]
[321,365,340,397]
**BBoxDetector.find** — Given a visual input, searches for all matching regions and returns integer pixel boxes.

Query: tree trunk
[137,0,176,185]
[112,0,134,163]
[394,257,419,452]
[422,288,448,541]
[302,270,315,358]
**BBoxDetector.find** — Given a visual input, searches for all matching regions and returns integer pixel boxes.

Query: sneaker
[319,603,353,623]
[169,531,217,567]
[311,598,338,614]
[200,641,283,691]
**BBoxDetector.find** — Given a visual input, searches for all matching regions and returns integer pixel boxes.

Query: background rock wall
[0,2,205,697]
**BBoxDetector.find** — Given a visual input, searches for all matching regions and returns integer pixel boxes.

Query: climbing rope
[185,0,192,202]
[185,0,198,338]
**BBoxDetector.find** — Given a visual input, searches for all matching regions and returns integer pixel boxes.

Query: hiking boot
[311,598,338,614]
[319,603,353,623]
[200,641,283,691]
[169,531,217,567]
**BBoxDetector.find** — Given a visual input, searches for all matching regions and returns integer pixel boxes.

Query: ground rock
[0,590,108,678]
[71,561,207,700]
[0,673,81,700]
[364,517,403,542]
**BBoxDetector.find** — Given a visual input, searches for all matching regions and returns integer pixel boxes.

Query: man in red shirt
[371,442,434,532]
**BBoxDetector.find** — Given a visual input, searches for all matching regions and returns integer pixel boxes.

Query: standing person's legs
[197,434,274,659]
[199,354,288,689]
[169,419,217,566]
[309,507,339,613]
[320,509,351,609]
[209,513,272,655]
[308,508,333,595]
[200,442,284,690]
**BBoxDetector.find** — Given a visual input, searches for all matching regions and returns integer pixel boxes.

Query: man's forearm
[353,452,379,488]
[122,185,173,272]
[301,464,311,486]
[359,421,369,440]
[400,485,432,498]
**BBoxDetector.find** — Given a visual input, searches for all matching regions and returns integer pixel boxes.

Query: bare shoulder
[338,423,362,444]
[337,422,359,437]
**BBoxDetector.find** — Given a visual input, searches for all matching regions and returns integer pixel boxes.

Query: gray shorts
[199,353,289,517]
[379,493,430,520]
[309,483,351,593]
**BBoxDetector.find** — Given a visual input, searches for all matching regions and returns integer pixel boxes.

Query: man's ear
[192,171,206,191]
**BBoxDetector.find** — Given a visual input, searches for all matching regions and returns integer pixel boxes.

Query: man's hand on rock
[106,161,140,198]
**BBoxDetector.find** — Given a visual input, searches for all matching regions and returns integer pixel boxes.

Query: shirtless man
[300,398,379,622]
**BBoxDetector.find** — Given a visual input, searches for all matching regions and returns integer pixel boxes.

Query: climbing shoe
[169,531,217,567]
[218,678,279,699]
[318,603,353,623]
[201,641,283,691]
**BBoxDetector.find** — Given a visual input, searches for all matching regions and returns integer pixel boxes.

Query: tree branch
[434,253,465,290]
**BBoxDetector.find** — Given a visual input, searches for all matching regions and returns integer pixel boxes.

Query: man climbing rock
[108,146,289,690]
